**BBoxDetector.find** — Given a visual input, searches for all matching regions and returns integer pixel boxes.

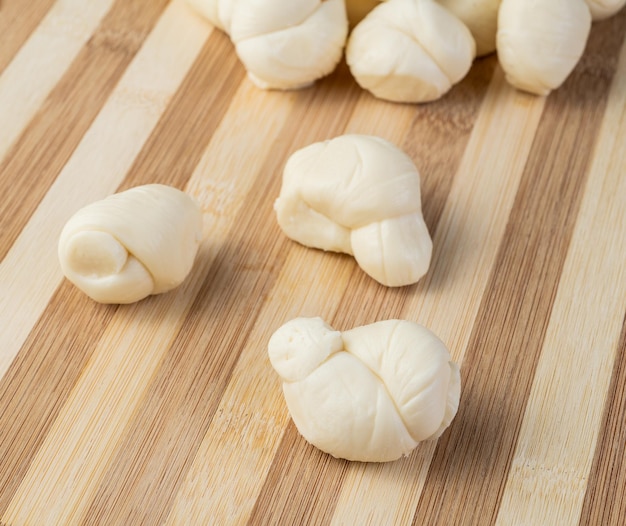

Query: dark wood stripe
[0,283,119,515]
[404,55,499,235]
[248,57,498,524]
[0,31,240,515]
[0,0,57,74]
[578,312,626,525]
[0,0,170,261]
[251,423,351,525]
[412,14,626,526]
[82,62,363,526]
[118,30,243,191]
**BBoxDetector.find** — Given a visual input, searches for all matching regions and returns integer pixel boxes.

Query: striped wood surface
[1,1,625,524]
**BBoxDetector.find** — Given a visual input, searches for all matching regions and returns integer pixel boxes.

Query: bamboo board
[1,1,626,524]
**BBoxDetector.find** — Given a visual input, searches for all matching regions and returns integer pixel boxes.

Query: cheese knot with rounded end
[187,0,348,90]
[58,184,202,304]
[268,317,461,462]
[497,0,592,96]
[274,134,433,287]
[346,0,476,103]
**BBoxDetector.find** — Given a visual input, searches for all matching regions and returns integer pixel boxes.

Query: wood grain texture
[0,0,114,165]
[497,29,626,525]
[414,12,626,526]
[0,0,210,380]
[580,315,626,525]
[0,0,56,74]
[1,2,626,525]
[0,0,168,259]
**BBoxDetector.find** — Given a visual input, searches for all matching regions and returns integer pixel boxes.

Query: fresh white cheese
[275,134,432,287]
[269,317,461,462]
[58,184,202,304]
[346,0,476,103]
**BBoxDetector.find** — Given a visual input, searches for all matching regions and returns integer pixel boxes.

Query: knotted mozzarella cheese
[230,0,349,90]
[497,0,592,95]
[438,0,502,57]
[346,0,476,103]
[274,135,432,287]
[58,184,202,304]
[584,0,626,20]
[187,0,348,90]
[269,317,461,462]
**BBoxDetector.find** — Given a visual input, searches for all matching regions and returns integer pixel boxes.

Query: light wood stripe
[0,0,115,165]
[496,33,626,525]
[165,90,418,526]
[0,0,211,380]
[413,13,626,524]
[0,0,170,260]
[0,284,118,516]
[579,316,626,525]
[1,31,249,524]
[331,67,546,526]
[401,57,499,231]
[80,67,362,525]
[0,0,56,74]
[114,35,244,192]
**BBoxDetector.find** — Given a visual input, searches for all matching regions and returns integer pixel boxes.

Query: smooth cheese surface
[269,317,461,462]
[58,184,202,304]
[346,0,476,103]
[275,134,432,287]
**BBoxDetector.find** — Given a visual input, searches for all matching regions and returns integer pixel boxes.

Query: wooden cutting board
[1,1,625,524]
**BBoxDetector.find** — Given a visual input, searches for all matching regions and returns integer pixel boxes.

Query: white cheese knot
[58,184,202,304]
[187,0,348,90]
[268,317,461,462]
[346,0,476,103]
[274,134,432,287]
[497,0,592,96]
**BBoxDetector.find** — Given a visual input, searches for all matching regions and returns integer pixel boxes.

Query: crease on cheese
[346,0,476,103]
[58,184,202,304]
[584,0,626,20]
[230,0,349,90]
[187,0,348,90]
[438,0,502,57]
[274,134,432,287]
[268,317,461,462]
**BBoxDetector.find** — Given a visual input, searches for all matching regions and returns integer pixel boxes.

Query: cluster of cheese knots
[187,0,625,101]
